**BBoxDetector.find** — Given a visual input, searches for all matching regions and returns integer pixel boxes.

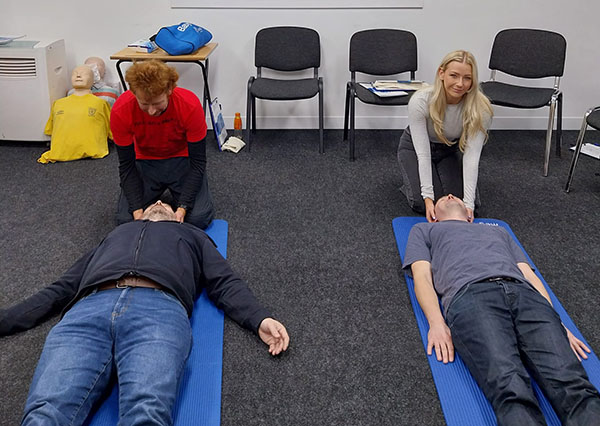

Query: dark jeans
[446,279,600,426]
[116,157,215,229]
[397,127,468,214]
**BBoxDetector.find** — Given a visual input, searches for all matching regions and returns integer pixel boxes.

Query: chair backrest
[255,26,320,72]
[349,29,417,76]
[488,28,566,79]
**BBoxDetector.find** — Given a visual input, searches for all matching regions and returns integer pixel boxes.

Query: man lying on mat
[403,194,600,426]
[0,200,289,426]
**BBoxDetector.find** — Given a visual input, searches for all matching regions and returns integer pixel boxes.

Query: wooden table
[110,42,218,111]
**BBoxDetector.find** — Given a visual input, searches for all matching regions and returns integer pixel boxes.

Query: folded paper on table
[127,39,158,53]
[0,35,26,45]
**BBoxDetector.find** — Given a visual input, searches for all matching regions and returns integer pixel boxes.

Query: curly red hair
[125,60,178,99]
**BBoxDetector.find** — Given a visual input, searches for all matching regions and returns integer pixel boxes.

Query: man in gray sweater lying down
[403,194,600,426]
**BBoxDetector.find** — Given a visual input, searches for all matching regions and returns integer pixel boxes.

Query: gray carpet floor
[1,129,599,426]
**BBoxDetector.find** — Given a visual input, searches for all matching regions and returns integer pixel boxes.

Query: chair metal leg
[543,94,558,176]
[318,78,324,154]
[349,95,356,161]
[556,92,563,157]
[565,114,590,192]
[246,100,252,152]
[246,79,254,152]
[252,97,256,135]
[343,83,351,142]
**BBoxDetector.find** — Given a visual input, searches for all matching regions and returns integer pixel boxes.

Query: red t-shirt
[110,87,207,160]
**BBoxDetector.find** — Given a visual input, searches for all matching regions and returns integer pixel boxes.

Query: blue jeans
[22,287,192,426]
[447,279,600,426]
[116,157,215,229]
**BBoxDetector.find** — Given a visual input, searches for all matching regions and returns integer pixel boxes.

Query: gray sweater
[408,88,491,210]
[403,220,531,315]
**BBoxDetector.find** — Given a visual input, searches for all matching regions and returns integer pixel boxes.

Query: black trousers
[116,157,214,229]
[447,280,600,426]
[397,127,472,214]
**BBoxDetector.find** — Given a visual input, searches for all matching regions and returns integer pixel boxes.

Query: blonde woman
[397,50,493,222]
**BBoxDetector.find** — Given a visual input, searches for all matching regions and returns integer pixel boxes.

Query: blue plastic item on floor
[85,219,227,426]
[392,217,600,426]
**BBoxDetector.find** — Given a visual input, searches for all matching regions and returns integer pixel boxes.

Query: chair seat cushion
[354,83,413,106]
[587,109,600,130]
[480,81,556,109]
[250,78,319,100]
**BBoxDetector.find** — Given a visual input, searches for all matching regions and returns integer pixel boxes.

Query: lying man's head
[142,201,177,222]
[434,194,470,222]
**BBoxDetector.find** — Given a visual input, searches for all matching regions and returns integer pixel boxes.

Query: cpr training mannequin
[39,65,112,164]
[67,57,120,108]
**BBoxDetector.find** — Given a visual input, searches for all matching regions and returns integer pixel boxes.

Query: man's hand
[425,198,436,222]
[466,207,474,223]
[175,207,186,223]
[412,260,453,363]
[427,322,454,364]
[258,318,290,356]
[132,209,144,220]
[565,326,591,362]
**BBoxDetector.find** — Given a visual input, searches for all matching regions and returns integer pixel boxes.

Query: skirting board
[207,116,589,131]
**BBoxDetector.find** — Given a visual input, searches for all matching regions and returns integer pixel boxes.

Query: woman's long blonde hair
[429,50,493,152]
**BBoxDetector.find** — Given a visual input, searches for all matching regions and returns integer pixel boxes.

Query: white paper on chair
[359,83,408,97]
[373,80,428,91]
[570,143,600,160]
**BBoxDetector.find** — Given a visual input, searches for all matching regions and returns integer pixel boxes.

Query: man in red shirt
[111,60,214,228]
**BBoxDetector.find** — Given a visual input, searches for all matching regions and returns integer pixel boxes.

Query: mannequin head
[70,65,94,95]
[84,56,106,83]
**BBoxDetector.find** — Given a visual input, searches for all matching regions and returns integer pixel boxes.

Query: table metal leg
[115,60,127,92]
[194,60,212,113]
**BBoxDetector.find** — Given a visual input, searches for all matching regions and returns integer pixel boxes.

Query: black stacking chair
[565,106,600,192]
[246,26,323,153]
[343,29,417,161]
[480,28,567,176]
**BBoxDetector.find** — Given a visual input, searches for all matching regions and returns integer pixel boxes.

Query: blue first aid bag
[154,22,212,55]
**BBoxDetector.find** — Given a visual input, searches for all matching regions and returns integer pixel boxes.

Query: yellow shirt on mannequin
[39,94,112,164]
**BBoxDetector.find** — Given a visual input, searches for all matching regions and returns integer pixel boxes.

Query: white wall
[2,0,599,130]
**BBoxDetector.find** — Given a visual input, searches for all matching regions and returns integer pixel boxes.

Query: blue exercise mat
[392,217,600,426]
[85,219,228,426]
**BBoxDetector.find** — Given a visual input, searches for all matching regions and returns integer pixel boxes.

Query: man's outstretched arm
[198,236,289,356]
[0,249,94,336]
[518,262,591,361]
[411,260,454,364]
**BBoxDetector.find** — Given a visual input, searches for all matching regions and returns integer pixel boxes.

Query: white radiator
[0,39,68,142]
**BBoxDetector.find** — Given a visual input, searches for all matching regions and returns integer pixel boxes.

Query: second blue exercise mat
[392,216,600,426]
[85,219,228,426]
